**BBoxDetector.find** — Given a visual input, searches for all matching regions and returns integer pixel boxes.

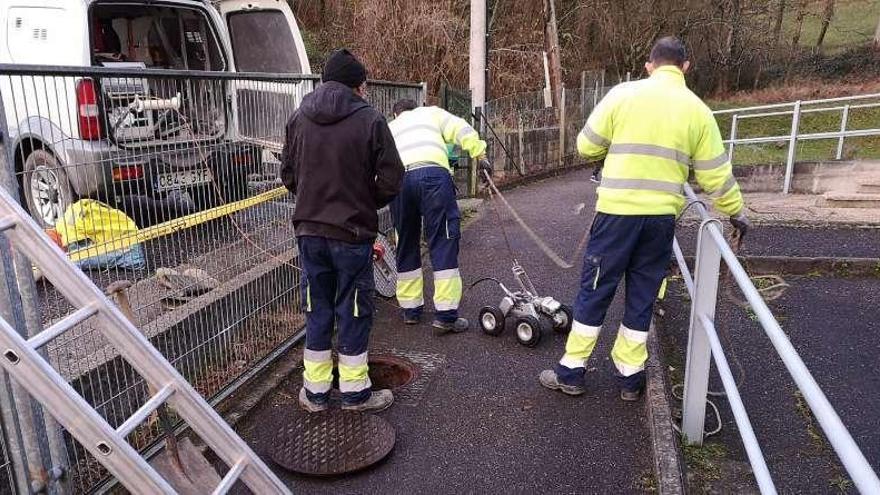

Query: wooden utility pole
[543,0,563,110]
[470,0,487,114]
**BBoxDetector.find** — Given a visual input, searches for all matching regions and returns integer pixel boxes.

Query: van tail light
[111,165,144,182]
[76,78,102,141]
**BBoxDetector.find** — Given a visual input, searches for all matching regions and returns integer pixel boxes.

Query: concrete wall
[734,160,880,194]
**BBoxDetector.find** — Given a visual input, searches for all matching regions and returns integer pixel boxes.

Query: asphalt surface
[234,168,655,494]
[659,254,880,492]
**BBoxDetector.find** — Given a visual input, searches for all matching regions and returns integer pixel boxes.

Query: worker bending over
[389,100,492,333]
[540,37,750,401]
[281,49,404,413]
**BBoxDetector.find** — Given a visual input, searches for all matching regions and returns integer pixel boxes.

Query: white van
[0,0,311,227]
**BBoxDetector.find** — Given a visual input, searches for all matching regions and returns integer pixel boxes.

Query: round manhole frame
[368,354,418,390]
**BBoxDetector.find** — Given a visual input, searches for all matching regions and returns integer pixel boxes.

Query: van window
[227,11,302,73]
[89,4,225,71]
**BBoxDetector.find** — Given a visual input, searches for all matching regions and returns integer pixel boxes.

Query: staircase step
[816,192,880,208]
[858,181,880,194]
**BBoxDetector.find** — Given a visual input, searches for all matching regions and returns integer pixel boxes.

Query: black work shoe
[432,317,469,334]
[538,370,586,396]
[298,388,329,413]
[403,315,421,325]
[341,389,394,413]
[620,389,643,402]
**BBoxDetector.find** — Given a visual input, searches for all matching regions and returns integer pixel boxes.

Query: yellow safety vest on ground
[55,199,139,254]
[389,106,487,171]
[577,66,744,217]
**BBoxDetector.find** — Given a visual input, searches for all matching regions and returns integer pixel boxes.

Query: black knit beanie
[322,49,367,88]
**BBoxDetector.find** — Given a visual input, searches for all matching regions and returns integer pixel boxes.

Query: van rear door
[216,0,313,154]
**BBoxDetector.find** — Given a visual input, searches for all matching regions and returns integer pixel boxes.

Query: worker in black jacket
[280,49,405,413]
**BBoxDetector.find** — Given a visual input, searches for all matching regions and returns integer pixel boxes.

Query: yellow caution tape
[67,187,290,263]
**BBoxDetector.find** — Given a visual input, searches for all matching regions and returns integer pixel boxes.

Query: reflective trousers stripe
[303,351,333,394]
[610,324,648,377]
[600,177,684,195]
[397,268,425,308]
[559,321,601,369]
[338,362,371,393]
[433,268,462,311]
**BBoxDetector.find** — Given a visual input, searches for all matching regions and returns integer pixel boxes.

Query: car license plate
[156,169,213,192]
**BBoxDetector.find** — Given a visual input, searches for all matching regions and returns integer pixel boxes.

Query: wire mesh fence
[0,64,421,493]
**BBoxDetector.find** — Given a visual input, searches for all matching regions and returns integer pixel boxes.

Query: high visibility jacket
[389,106,487,172]
[577,66,744,217]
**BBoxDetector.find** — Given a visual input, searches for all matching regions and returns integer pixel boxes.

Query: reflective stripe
[571,320,601,338]
[393,123,440,140]
[559,355,587,369]
[305,284,311,312]
[693,152,729,171]
[580,124,610,147]
[338,352,368,367]
[608,143,691,168]
[339,377,372,393]
[439,113,453,133]
[406,162,445,172]
[353,288,359,317]
[398,268,423,281]
[398,140,448,155]
[399,298,425,309]
[709,175,737,198]
[614,361,645,377]
[433,268,460,280]
[434,301,459,311]
[303,379,332,394]
[455,126,477,143]
[303,349,332,362]
[600,178,684,194]
[620,325,648,344]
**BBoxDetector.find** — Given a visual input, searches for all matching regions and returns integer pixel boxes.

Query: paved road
[235,168,656,494]
[659,249,880,492]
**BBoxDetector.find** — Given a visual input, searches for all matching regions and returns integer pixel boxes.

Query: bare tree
[815,0,835,49]
[773,0,786,46]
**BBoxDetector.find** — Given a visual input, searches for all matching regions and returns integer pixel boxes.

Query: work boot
[620,388,643,402]
[342,389,394,413]
[432,317,469,334]
[298,388,329,413]
[538,370,586,396]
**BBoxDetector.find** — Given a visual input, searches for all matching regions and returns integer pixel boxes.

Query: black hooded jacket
[280,82,404,243]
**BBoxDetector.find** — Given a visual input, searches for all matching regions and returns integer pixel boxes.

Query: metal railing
[0,63,421,494]
[674,183,880,494]
[713,93,880,193]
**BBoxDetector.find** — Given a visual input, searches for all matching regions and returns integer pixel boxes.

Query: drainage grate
[269,411,395,476]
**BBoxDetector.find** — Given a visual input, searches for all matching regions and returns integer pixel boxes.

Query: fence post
[419,82,428,107]
[681,219,723,445]
[836,105,849,160]
[559,88,566,168]
[0,88,69,494]
[470,107,482,196]
[728,114,738,162]
[783,100,802,194]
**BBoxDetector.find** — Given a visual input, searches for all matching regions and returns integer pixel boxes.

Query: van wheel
[22,150,73,228]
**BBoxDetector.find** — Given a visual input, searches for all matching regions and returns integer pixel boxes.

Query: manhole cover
[269,411,395,476]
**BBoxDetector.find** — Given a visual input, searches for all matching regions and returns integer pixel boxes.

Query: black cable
[467,276,503,290]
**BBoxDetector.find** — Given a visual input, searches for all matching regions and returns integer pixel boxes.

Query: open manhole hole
[330,354,417,390]
[368,355,417,389]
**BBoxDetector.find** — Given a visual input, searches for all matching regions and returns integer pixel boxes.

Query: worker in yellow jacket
[540,37,749,401]
[389,100,492,333]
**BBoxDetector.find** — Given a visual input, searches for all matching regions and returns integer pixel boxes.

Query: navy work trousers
[297,236,375,405]
[556,213,675,392]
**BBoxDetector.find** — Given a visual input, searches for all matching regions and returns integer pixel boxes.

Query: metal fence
[713,93,880,193]
[673,183,880,493]
[480,86,601,188]
[0,64,421,494]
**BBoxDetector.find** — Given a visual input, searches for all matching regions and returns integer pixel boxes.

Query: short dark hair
[393,99,418,115]
[649,36,688,68]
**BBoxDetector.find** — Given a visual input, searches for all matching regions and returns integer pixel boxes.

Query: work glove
[729,211,751,239]
[478,157,493,183]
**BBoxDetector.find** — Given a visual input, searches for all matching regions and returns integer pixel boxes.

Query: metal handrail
[674,183,880,494]
[712,93,880,193]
